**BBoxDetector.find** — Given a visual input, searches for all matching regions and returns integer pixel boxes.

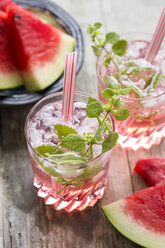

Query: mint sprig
[87,23,127,72]
[88,22,165,99]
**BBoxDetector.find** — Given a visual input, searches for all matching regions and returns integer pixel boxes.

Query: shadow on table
[34,200,101,244]
[0,105,39,213]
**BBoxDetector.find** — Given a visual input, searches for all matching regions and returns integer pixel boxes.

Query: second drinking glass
[97,33,165,150]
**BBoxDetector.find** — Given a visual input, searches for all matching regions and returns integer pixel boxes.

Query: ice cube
[29,128,45,147]
[72,115,80,127]
[43,131,59,144]
[41,104,55,114]
[74,108,86,123]
[125,41,147,58]
[30,116,41,129]
[74,102,86,109]
[40,113,57,129]
[52,110,61,118]
[78,117,98,135]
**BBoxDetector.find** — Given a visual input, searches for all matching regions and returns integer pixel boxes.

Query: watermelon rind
[102,200,165,248]
[0,71,22,89]
[23,33,76,92]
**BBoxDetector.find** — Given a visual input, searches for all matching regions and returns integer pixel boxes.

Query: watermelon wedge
[102,183,165,248]
[0,11,22,89]
[135,158,165,186]
[6,4,76,91]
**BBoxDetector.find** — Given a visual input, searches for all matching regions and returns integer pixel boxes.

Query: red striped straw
[145,7,165,63]
[62,52,77,122]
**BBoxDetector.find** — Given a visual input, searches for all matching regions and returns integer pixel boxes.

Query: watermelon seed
[14,15,21,20]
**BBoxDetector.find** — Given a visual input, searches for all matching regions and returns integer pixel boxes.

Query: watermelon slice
[135,158,165,186]
[0,11,22,89]
[6,4,76,91]
[102,183,165,248]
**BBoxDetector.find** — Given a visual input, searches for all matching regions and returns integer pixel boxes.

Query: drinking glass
[25,91,115,212]
[97,33,165,150]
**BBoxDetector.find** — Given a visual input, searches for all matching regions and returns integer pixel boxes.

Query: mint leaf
[34,154,63,179]
[103,102,112,113]
[88,96,98,104]
[102,132,119,152]
[114,98,123,108]
[122,79,145,97]
[54,124,77,139]
[58,154,87,164]
[60,134,86,153]
[125,66,154,75]
[117,87,131,95]
[41,165,59,178]
[112,40,127,56]
[106,32,119,44]
[35,145,63,157]
[101,88,115,99]
[114,108,130,121]
[94,31,102,36]
[104,76,120,89]
[92,45,102,56]
[94,22,102,29]
[86,97,103,118]
[104,56,112,66]
[87,24,93,34]
[129,85,144,97]
[115,83,121,90]
[146,72,165,91]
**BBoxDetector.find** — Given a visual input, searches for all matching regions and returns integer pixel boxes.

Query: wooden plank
[0,0,165,247]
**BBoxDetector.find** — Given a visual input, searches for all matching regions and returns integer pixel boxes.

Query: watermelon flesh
[0,11,22,89]
[102,183,165,248]
[135,158,165,186]
[0,0,13,12]
[6,4,76,91]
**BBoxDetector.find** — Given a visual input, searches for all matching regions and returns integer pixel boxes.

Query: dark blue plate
[0,0,84,105]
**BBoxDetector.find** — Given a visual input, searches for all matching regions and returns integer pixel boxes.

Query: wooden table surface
[0,0,165,247]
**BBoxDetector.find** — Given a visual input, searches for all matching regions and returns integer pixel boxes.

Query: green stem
[104,47,119,72]
[101,112,108,125]
[57,176,82,194]
[83,143,93,156]
[83,112,110,158]
[57,184,68,194]
[149,118,155,126]
[90,145,93,159]
[96,38,119,72]
[97,116,102,125]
